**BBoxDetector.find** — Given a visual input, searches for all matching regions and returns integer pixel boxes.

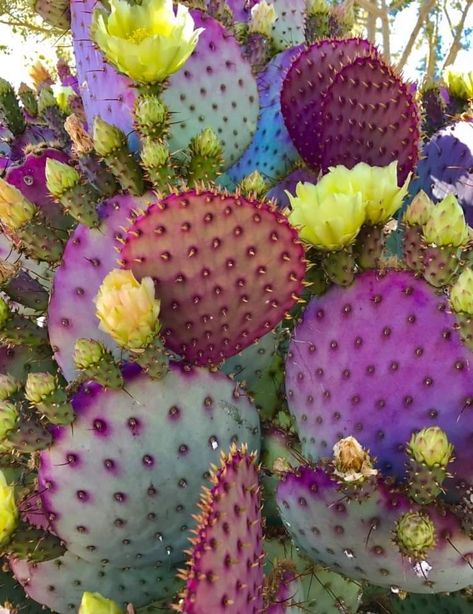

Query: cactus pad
[266,167,318,208]
[270,0,306,51]
[34,0,70,30]
[11,551,179,613]
[281,38,420,183]
[120,189,305,365]
[277,466,473,592]
[176,444,264,613]
[38,364,260,567]
[227,46,302,186]
[410,121,473,225]
[47,193,153,381]
[285,270,473,496]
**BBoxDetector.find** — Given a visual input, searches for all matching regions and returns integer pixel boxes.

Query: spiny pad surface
[277,466,473,592]
[39,364,260,567]
[11,551,179,613]
[47,193,154,381]
[281,38,420,182]
[177,445,264,613]
[285,270,473,496]
[410,121,473,225]
[270,0,306,51]
[120,189,305,365]
[227,46,302,185]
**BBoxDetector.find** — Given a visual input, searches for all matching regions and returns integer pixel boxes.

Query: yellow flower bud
[443,66,473,100]
[403,191,434,227]
[450,268,473,315]
[287,181,365,250]
[0,178,36,231]
[249,1,277,37]
[46,159,80,198]
[79,592,123,614]
[95,269,161,350]
[422,194,469,247]
[0,470,18,547]
[91,0,204,85]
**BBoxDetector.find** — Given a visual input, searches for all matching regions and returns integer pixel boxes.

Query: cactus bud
[0,77,26,135]
[332,436,377,483]
[407,427,454,468]
[0,178,37,231]
[74,338,107,370]
[450,268,473,315]
[190,127,222,158]
[134,95,170,140]
[46,159,80,198]
[0,375,20,401]
[306,0,330,15]
[394,512,436,560]
[249,1,277,37]
[37,87,58,114]
[423,194,469,247]
[0,470,19,547]
[403,191,435,227]
[0,400,19,445]
[238,171,269,199]
[287,182,365,250]
[95,269,161,350]
[140,140,171,169]
[0,298,10,329]
[18,83,38,117]
[79,592,123,614]
[64,114,94,156]
[93,117,126,157]
[25,372,57,404]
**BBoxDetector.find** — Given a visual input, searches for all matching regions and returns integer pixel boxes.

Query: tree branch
[442,0,473,69]
[380,0,391,61]
[397,0,436,70]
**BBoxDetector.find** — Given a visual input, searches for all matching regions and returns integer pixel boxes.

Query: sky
[0,3,471,88]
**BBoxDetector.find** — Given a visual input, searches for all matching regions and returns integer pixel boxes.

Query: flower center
[127,27,153,44]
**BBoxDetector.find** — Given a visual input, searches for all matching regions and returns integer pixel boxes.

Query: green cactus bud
[46,158,80,198]
[394,512,436,560]
[0,178,37,231]
[238,170,269,199]
[248,0,277,37]
[0,375,20,401]
[25,372,57,405]
[93,116,127,157]
[407,427,454,468]
[403,191,435,227]
[189,127,222,158]
[423,194,469,247]
[79,592,123,614]
[0,400,19,444]
[134,95,170,140]
[141,140,171,169]
[306,0,330,15]
[450,268,473,315]
[18,82,38,117]
[0,77,26,135]
[37,87,58,114]
[74,338,106,369]
[0,298,10,329]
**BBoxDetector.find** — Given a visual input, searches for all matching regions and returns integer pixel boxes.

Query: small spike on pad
[120,189,305,365]
[176,444,264,613]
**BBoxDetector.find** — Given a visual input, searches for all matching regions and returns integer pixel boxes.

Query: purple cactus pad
[285,270,473,497]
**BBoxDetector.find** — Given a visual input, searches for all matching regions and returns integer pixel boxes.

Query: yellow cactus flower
[29,61,52,90]
[0,470,18,547]
[249,1,277,37]
[79,592,123,614]
[287,181,365,250]
[443,66,473,100]
[422,194,469,247]
[52,84,75,114]
[0,179,36,231]
[95,269,161,350]
[91,0,204,85]
[450,268,473,315]
[320,161,410,225]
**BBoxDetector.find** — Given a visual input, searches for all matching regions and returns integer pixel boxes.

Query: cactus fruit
[175,444,264,613]
[281,38,420,183]
[38,364,260,566]
[119,189,305,365]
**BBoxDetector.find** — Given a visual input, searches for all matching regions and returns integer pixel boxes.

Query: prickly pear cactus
[0,0,472,611]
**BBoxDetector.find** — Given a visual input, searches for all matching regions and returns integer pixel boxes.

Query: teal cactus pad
[271,0,306,51]
[38,364,260,567]
[11,551,180,613]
